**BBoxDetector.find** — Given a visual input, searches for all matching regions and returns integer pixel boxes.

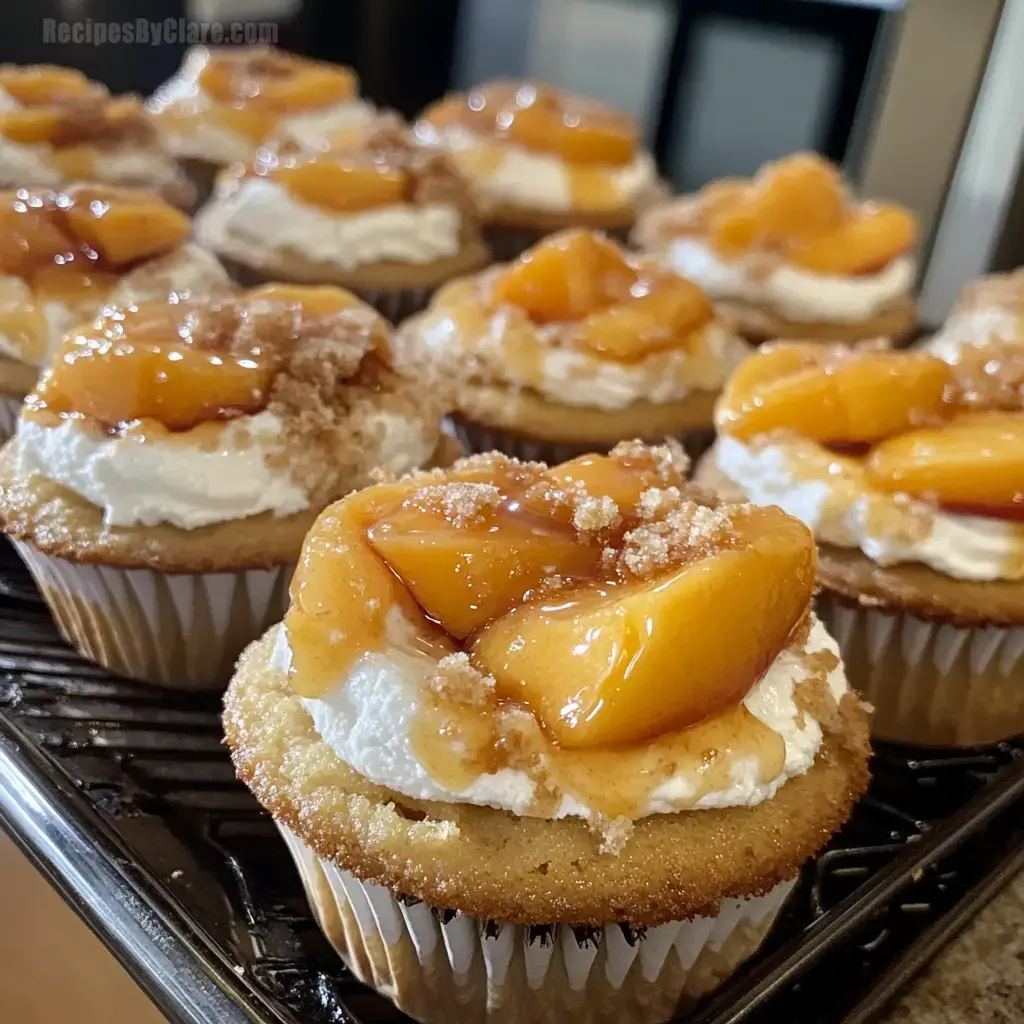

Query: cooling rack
[0,542,1020,1024]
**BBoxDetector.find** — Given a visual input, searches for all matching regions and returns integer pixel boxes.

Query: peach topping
[285,443,816,750]
[491,229,714,361]
[690,153,917,275]
[0,87,153,149]
[0,65,107,106]
[422,80,639,166]
[0,186,190,286]
[30,284,365,431]
[718,342,1024,520]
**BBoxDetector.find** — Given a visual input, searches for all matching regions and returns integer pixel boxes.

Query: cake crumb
[592,815,634,856]
[427,653,496,708]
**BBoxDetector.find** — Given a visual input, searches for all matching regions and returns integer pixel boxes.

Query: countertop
[884,870,1024,1023]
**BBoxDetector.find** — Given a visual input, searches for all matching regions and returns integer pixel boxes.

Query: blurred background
[0,0,1021,320]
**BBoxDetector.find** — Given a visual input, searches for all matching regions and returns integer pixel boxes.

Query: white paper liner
[450,418,715,465]
[819,592,1024,746]
[277,824,794,1024]
[11,539,293,690]
[0,392,22,441]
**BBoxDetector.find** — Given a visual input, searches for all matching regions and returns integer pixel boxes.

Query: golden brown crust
[213,237,492,292]
[817,544,1024,628]
[459,382,720,444]
[223,627,871,927]
[719,294,919,347]
[482,183,671,234]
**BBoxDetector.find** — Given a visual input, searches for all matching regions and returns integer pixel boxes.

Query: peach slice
[30,264,119,307]
[206,103,280,144]
[572,276,713,361]
[788,204,917,275]
[716,344,953,444]
[472,505,815,749]
[0,109,64,143]
[0,65,102,106]
[272,157,407,213]
[367,500,602,639]
[36,303,277,429]
[64,189,191,267]
[256,63,357,110]
[285,482,453,698]
[492,229,637,324]
[0,199,76,277]
[865,411,1024,511]
[502,88,638,166]
[543,451,685,516]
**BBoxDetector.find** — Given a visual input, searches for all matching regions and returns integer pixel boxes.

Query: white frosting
[90,147,183,192]
[281,614,847,820]
[277,101,377,149]
[715,434,1021,582]
[16,411,309,529]
[0,245,233,368]
[0,137,62,187]
[925,306,1020,362]
[196,177,463,270]
[423,123,657,213]
[665,238,915,324]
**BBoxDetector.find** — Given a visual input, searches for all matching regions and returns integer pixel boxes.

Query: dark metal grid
[0,543,1021,1024]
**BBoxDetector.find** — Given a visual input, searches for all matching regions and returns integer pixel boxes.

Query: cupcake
[195,117,491,322]
[415,81,662,260]
[148,46,375,205]
[633,153,919,347]
[697,341,1024,746]
[0,183,234,437]
[224,441,870,1024]
[0,284,447,689]
[925,268,1024,362]
[0,65,195,209]
[395,228,751,462]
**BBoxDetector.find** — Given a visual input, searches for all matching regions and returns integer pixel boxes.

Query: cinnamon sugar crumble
[619,501,734,578]
[610,438,690,482]
[593,815,635,857]
[411,482,502,527]
[572,494,621,533]
[427,653,495,708]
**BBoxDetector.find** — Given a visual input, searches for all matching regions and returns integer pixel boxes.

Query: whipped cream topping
[0,137,62,188]
[196,177,463,271]
[925,306,1021,363]
[0,244,233,368]
[419,123,657,213]
[404,297,750,410]
[16,404,437,530]
[715,434,1024,582]
[279,613,847,820]
[16,411,309,529]
[663,238,915,324]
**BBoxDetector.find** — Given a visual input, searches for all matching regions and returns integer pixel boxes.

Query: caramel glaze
[286,450,809,823]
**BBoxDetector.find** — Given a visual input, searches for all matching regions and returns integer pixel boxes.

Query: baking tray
[0,541,1020,1024]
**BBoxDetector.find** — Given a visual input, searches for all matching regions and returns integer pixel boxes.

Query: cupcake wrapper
[0,392,22,442]
[10,540,292,690]
[451,418,716,466]
[818,591,1024,747]
[278,824,793,1024]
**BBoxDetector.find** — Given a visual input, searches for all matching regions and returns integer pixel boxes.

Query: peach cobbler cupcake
[396,229,750,462]
[0,65,194,208]
[0,184,233,435]
[634,153,919,347]
[0,285,446,689]
[416,81,662,259]
[148,47,375,204]
[926,268,1024,362]
[698,342,1024,746]
[196,118,490,322]
[224,442,870,1024]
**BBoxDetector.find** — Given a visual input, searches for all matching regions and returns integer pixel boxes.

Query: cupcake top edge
[10,284,445,531]
[710,340,1024,582]
[414,80,658,217]
[394,228,751,413]
[277,440,857,846]
[633,152,918,326]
